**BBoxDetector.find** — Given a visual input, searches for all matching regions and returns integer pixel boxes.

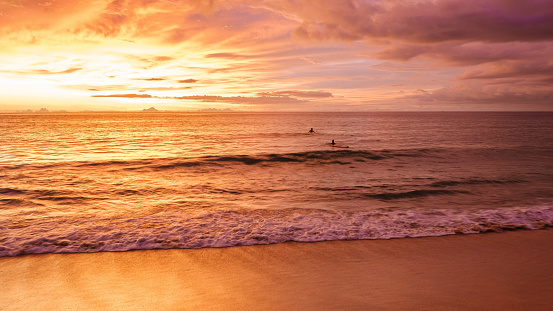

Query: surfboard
[330,144,349,148]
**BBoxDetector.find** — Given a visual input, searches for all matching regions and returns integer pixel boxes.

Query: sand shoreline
[2,229,553,310]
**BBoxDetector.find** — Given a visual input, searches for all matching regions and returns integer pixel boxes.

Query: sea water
[1,112,552,256]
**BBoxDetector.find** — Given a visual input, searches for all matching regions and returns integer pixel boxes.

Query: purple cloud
[289,0,553,44]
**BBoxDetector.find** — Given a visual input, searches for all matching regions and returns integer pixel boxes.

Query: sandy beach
[1,229,552,311]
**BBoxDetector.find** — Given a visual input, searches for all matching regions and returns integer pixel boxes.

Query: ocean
[1,111,552,257]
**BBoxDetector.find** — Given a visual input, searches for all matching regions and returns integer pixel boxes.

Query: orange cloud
[1,67,83,75]
[2,0,553,111]
[257,90,333,98]
[92,93,153,98]
[173,95,306,105]
[90,93,309,106]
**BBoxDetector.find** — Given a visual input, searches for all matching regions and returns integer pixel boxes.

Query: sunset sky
[1,0,552,112]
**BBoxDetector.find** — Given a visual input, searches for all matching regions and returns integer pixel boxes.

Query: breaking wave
[1,204,552,257]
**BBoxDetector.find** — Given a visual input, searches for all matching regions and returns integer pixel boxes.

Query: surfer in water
[330,140,348,148]
[309,128,315,133]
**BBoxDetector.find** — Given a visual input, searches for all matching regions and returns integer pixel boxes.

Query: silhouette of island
[142,107,159,112]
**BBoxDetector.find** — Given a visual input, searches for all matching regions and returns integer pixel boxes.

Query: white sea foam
[1,205,552,257]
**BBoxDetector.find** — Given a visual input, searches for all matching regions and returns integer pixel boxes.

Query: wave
[365,189,469,200]
[147,149,437,170]
[308,177,525,201]
[0,198,44,208]
[0,149,438,171]
[429,179,525,187]
[1,204,552,257]
[147,150,392,170]
[0,187,26,195]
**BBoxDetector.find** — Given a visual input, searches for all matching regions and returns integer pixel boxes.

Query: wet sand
[1,229,553,311]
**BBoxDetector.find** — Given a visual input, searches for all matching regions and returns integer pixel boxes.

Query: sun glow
[1,1,552,112]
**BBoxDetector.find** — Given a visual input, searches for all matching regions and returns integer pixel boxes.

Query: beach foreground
[1,230,553,311]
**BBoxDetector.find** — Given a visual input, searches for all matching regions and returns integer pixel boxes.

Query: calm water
[1,112,553,256]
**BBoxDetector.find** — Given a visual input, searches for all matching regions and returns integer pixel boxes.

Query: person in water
[309,128,315,133]
[331,139,335,145]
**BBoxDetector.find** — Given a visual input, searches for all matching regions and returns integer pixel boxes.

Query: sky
[1,0,553,112]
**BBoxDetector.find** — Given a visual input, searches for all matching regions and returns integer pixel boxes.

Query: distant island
[142,107,159,112]
[15,108,67,113]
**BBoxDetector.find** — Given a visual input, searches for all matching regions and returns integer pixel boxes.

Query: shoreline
[2,229,553,310]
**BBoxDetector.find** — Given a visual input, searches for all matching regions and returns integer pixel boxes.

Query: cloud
[34,67,83,74]
[91,90,307,105]
[0,1,201,44]
[405,85,553,105]
[63,84,135,92]
[373,41,553,66]
[394,76,553,111]
[92,93,153,98]
[257,90,333,98]
[300,57,322,64]
[145,87,196,91]
[5,1,552,51]
[172,95,307,105]
[0,0,301,49]
[459,60,553,81]
[286,0,553,44]
[3,0,553,111]
[131,56,176,68]
[205,53,248,59]
[283,0,553,78]
[2,67,84,75]
[136,78,165,81]
[88,93,307,106]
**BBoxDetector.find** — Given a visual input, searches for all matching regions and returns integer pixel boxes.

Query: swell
[365,189,469,200]
[309,178,524,201]
[0,176,526,210]
[148,149,436,170]
[0,198,44,208]
[0,149,437,171]
[0,187,180,207]
[149,150,393,170]
[0,187,26,195]
[1,204,552,257]
[429,179,525,187]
